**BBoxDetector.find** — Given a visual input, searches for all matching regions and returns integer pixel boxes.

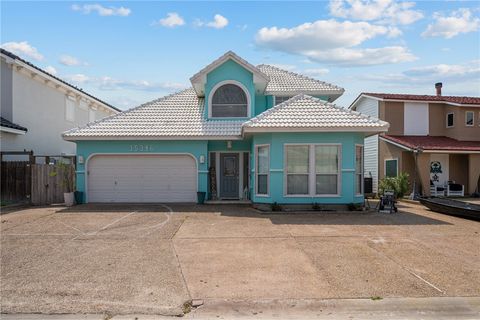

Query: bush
[378,173,410,198]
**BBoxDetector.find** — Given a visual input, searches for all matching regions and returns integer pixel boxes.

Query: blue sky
[2,1,479,109]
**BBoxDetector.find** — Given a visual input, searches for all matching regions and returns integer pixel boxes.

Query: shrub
[378,173,410,198]
[271,202,282,211]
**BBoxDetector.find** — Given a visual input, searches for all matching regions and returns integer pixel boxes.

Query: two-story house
[349,84,480,196]
[1,49,119,162]
[63,51,389,204]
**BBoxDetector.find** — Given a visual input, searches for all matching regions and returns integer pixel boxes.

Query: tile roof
[63,88,244,139]
[0,117,28,132]
[257,64,344,98]
[243,95,389,132]
[0,48,121,112]
[381,135,480,152]
[362,93,480,106]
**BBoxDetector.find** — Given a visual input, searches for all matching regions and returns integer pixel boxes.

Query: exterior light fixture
[227,141,232,149]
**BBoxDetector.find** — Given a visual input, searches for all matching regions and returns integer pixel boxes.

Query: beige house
[350,84,480,196]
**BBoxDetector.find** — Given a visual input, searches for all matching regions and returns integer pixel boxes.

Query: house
[0,49,120,162]
[63,51,389,204]
[349,84,480,196]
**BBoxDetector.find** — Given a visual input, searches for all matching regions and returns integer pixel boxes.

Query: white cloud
[44,66,57,75]
[153,12,185,28]
[255,19,415,66]
[1,41,43,61]
[71,4,131,16]
[422,8,480,39]
[269,63,297,71]
[195,14,229,29]
[303,68,330,76]
[329,0,423,25]
[65,74,90,83]
[59,55,87,66]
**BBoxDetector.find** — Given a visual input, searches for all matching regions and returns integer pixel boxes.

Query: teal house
[63,52,388,205]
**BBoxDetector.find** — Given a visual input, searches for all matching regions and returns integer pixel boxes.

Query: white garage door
[87,155,197,203]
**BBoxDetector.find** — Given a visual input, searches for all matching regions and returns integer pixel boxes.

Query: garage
[87,154,197,203]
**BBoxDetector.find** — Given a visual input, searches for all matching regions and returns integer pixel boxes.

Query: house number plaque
[129,145,153,152]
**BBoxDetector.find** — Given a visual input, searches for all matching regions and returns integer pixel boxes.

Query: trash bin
[74,191,84,204]
[197,191,206,204]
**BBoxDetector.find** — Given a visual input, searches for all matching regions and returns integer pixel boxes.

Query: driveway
[1,202,479,316]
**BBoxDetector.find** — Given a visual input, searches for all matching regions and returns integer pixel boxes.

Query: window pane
[315,146,338,173]
[257,174,267,194]
[355,146,362,173]
[211,104,247,117]
[447,113,454,127]
[466,112,473,125]
[385,160,398,177]
[287,146,309,173]
[356,174,362,194]
[275,96,292,105]
[257,146,269,174]
[287,174,309,194]
[212,84,248,117]
[316,174,337,194]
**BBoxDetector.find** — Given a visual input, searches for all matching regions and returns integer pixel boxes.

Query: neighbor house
[0,49,119,162]
[63,51,388,204]
[349,84,480,196]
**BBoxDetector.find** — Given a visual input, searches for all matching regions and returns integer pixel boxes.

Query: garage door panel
[87,155,197,203]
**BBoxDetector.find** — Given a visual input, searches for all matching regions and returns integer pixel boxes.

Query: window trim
[255,144,270,197]
[283,143,342,197]
[384,158,399,178]
[355,144,364,196]
[208,80,251,119]
[465,111,474,127]
[446,112,454,128]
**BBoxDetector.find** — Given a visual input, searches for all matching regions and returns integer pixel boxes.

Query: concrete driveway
[1,202,479,317]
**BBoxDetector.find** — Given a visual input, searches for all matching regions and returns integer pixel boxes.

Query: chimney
[435,82,442,96]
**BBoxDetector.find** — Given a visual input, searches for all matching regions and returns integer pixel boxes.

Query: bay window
[355,145,363,194]
[256,145,269,195]
[285,144,341,196]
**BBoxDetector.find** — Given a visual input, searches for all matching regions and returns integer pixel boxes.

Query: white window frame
[465,111,474,127]
[255,144,270,197]
[208,80,251,119]
[446,112,454,128]
[284,143,341,197]
[384,158,399,178]
[65,96,76,122]
[355,144,364,195]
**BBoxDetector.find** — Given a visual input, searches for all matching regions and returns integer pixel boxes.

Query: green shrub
[378,173,410,198]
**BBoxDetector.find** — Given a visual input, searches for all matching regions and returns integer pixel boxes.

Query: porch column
[469,154,480,194]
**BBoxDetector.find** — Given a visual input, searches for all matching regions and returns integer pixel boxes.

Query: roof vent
[435,82,442,96]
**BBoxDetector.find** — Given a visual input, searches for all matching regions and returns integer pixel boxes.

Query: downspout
[410,147,423,200]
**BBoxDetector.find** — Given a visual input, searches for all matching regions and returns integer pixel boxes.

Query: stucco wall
[250,132,365,204]
[380,101,404,135]
[468,154,480,194]
[444,105,480,141]
[1,59,13,121]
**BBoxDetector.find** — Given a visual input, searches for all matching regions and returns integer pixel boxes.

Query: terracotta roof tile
[382,135,480,151]
[363,93,480,105]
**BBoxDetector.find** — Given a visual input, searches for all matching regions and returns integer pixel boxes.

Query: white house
[0,48,119,161]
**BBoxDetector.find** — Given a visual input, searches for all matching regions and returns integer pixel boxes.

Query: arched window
[211,83,248,117]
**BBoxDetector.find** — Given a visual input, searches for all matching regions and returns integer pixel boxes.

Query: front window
[466,111,474,126]
[286,145,309,195]
[274,96,293,105]
[315,145,339,195]
[256,145,269,195]
[385,159,398,178]
[446,113,454,128]
[211,83,248,117]
[355,145,363,194]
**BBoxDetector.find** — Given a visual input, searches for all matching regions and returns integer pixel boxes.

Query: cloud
[255,19,415,66]
[71,4,131,16]
[152,12,185,28]
[1,41,43,60]
[59,55,88,66]
[64,74,186,92]
[303,68,330,76]
[269,63,297,71]
[195,14,229,29]
[422,8,480,39]
[329,0,423,25]
[44,66,57,75]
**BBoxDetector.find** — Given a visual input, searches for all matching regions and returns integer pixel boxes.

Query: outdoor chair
[430,180,445,197]
[447,183,464,197]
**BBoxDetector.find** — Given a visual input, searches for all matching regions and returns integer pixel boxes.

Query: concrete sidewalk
[2,297,480,319]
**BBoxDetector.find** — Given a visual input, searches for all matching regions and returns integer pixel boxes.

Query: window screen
[211,84,248,117]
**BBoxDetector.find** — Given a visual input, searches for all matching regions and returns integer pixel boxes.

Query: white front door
[87,154,197,203]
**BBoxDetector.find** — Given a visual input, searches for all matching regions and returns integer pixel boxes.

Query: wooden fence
[31,164,75,205]
[1,162,75,205]
[1,161,31,203]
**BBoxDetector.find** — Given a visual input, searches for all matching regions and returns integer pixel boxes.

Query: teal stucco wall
[75,140,208,203]
[250,132,364,204]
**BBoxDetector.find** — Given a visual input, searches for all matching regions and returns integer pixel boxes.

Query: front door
[220,153,239,199]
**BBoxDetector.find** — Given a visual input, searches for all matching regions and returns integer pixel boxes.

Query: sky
[1,0,479,110]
